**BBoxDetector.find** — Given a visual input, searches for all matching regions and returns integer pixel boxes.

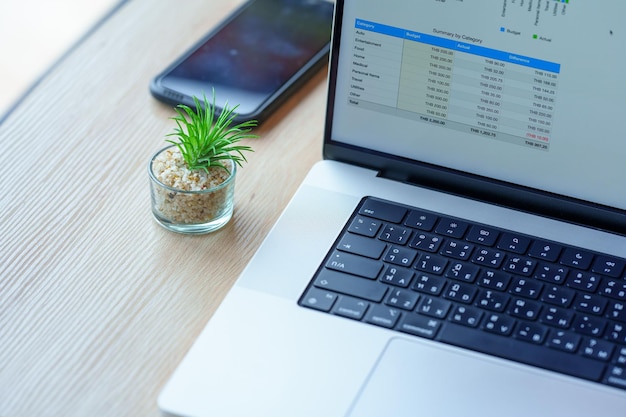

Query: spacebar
[438,322,606,382]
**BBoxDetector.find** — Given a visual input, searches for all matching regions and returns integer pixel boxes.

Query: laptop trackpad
[346,337,613,417]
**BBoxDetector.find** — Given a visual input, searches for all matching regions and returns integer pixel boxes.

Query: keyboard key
[607,321,626,344]
[466,225,499,246]
[535,263,569,284]
[398,314,441,339]
[599,279,626,301]
[450,305,483,327]
[497,233,531,254]
[359,198,407,223]
[409,232,442,252]
[476,289,510,312]
[364,305,401,328]
[379,224,412,245]
[411,274,446,295]
[404,210,438,231]
[606,366,626,389]
[540,306,574,329]
[435,218,469,238]
[415,254,448,275]
[472,247,505,268]
[483,313,516,336]
[560,248,594,270]
[440,240,474,260]
[548,329,581,353]
[615,348,626,365]
[574,293,608,315]
[581,338,615,362]
[541,285,575,308]
[300,288,337,312]
[445,261,479,283]
[314,270,387,302]
[528,240,563,262]
[333,296,369,320]
[380,265,413,287]
[326,251,382,279]
[383,245,418,267]
[509,298,542,320]
[337,233,386,258]
[385,288,420,311]
[516,321,548,344]
[592,255,626,278]
[348,215,382,237]
[567,271,601,293]
[444,282,478,304]
[607,301,626,324]
[509,277,543,299]
[476,269,511,291]
[572,314,606,337]
[416,296,451,319]
[440,322,606,381]
[503,256,537,276]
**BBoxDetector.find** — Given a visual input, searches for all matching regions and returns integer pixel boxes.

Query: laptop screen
[327,0,626,215]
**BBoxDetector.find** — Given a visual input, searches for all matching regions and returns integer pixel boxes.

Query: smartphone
[150,0,334,123]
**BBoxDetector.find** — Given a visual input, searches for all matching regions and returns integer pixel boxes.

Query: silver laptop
[159,1,626,416]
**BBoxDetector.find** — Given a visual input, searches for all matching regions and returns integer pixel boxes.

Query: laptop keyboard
[299,196,626,391]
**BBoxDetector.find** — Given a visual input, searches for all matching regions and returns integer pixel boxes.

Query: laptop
[159,0,626,416]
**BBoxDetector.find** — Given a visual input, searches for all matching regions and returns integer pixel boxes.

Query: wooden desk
[0,0,326,415]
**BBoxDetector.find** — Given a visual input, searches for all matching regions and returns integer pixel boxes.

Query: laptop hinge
[377,167,459,197]
[377,166,626,236]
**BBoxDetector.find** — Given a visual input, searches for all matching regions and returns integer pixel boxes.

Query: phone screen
[154,0,334,118]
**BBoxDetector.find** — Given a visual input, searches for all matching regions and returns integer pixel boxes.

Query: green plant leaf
[166,90,257,173]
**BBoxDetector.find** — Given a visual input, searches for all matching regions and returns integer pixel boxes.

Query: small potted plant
[148,93,257,234]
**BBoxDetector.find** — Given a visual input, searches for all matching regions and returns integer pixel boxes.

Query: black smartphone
[150,0,334,123]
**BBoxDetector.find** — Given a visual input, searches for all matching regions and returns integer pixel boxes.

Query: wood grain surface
[0,0,327,415]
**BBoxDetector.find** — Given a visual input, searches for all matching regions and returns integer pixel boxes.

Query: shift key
[326,251,382,279]
[314,269,387,302]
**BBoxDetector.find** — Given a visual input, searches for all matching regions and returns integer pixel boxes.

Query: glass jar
[148,146,236,234]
